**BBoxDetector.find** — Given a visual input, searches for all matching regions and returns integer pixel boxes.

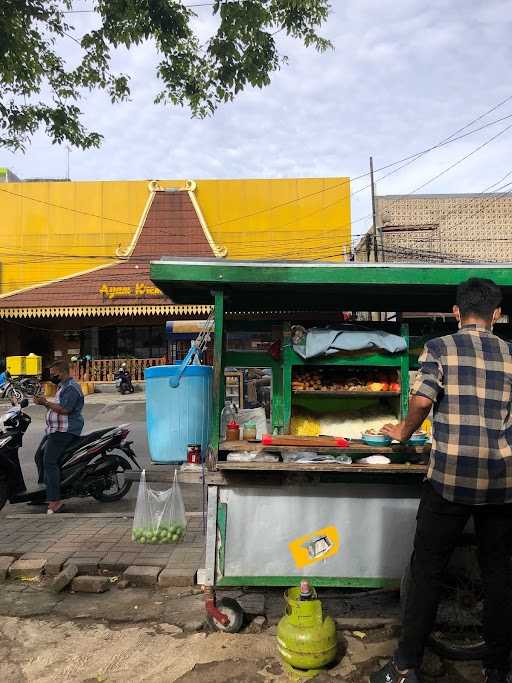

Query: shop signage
[99,282,163,300]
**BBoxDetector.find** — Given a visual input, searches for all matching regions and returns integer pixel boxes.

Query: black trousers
[399,480,512,671]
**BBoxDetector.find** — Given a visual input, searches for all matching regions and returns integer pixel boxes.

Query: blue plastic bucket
[145,364,212,463]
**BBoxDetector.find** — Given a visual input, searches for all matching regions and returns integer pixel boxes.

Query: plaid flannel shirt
[412,324,512,505]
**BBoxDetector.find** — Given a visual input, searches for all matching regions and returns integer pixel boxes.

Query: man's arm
[34,396,71,415]
[381,340,443,442]
[34,385,79,415]
[381,395,433,442]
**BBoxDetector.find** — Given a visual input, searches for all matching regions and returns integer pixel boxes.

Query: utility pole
[370,156,378,263]
[66,146,71,180]
[370,156,385,263]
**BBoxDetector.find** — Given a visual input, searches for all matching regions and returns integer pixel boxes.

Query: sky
[3,0,512,238]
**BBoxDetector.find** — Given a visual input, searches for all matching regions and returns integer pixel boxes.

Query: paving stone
[65,558,99,574]
[71,575,110,593]
[8,558,46,579]
[123,557,169,568]
[45,555,69,576]
[123,565,161,587]
[0,556,15,581]
[158,567,197,587]
[51,564,78,593]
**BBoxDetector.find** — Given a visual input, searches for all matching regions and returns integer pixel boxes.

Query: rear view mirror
[20,398,29,408]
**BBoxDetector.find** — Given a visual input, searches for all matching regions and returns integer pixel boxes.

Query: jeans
[41,432,78,502]
[398,480,512,671]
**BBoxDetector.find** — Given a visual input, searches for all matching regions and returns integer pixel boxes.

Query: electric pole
[370,156,378,263]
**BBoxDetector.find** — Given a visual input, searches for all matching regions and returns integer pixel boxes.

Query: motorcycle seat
[62,427,116,455]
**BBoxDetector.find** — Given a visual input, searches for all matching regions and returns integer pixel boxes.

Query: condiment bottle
[226,420,240,441]
[243,420,257,441]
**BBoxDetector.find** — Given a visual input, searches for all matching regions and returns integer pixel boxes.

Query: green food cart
[151,259,512,633]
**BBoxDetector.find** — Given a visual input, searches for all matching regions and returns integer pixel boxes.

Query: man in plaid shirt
[372,278,512,683]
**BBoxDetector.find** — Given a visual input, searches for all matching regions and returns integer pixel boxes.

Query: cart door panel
[221,483,420,584]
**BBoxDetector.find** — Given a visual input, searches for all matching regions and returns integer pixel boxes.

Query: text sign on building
[99,283,163,300]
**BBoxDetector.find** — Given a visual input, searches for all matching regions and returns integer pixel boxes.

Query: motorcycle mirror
[20,398,29,408]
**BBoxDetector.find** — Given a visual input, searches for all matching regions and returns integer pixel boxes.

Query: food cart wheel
[400,545,487,662]
[207,597,244,633]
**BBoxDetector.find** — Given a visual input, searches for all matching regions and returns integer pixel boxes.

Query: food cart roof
[150,258,512,313]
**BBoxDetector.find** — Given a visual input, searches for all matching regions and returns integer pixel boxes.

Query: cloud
[3,0,512,238]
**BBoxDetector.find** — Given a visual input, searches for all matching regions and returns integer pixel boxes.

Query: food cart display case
[151,259,512,623]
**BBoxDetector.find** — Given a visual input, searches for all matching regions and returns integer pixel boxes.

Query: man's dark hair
[49,360,70,374]
[456,278,502,320]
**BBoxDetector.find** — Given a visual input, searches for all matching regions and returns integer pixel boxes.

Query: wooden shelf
[217,461,427,474]
[293,390,401,397]
[219,439,429,456]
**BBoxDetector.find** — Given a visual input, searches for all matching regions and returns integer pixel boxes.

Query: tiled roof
[0,191,214,316]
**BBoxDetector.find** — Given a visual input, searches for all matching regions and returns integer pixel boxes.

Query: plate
[361,433,392,446]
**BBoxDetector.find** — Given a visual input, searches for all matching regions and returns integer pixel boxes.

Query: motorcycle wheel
[22,380,41,397]
[0,476,8,511]
[400,545,487,661]
[6,386,23,402]
[91,451,134,502]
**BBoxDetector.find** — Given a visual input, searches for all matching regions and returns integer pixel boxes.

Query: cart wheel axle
[205,594,244,633]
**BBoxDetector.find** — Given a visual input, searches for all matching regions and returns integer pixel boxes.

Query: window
[97,325,167,359]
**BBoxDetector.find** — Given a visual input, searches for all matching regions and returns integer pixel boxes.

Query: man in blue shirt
[34,361,84,514]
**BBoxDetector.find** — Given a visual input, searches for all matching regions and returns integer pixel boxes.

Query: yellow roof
[0,177,351,296]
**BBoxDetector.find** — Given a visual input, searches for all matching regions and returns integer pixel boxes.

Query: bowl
[361,433,392,446]
[406,433,429,446]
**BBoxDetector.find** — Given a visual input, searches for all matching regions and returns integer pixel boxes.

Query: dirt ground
[0,615,484,683]
[0,582,484,682]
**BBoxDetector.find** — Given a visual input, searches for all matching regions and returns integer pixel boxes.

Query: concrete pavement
[0,393,201,516]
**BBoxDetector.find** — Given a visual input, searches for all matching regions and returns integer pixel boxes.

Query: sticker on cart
[288,526,340,569]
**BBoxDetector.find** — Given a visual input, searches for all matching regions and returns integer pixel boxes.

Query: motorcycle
[0,372,23,403]
[17,376,42,397]
[114,367,135,395]
[0,399,141,511]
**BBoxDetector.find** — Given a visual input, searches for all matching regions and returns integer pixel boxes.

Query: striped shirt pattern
[412,324,512,505]
[45,378,84,436]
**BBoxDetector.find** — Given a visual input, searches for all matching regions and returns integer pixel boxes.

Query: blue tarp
[293,328,407,360]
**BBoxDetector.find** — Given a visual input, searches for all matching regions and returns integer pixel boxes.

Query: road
[0,393,177,516]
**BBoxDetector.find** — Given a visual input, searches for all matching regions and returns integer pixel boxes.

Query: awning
[0,304,212,319]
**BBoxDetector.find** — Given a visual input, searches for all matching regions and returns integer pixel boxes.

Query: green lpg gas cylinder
[277,583,337,673]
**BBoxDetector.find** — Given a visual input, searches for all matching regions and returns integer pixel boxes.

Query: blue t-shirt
[45,378,84,436]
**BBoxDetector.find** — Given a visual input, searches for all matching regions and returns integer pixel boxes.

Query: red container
[187,444,201,464]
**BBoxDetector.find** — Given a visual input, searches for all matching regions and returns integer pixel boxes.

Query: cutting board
[261,434,350,447]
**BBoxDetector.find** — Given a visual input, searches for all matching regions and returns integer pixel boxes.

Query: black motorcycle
[0,399,141,510]
[114,367,135,395]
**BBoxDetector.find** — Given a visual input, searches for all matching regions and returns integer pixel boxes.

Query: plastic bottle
[220,402,237,440]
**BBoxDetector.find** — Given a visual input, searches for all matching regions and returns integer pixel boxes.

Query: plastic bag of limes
[132,470,187,544]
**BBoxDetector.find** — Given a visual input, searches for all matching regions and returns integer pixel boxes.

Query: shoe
[370,659,420,683]
[47,504,65,515]
[484,669,511,683]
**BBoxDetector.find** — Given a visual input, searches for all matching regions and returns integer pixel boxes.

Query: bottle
[220,402,237,440]
[242,420,257,441]
[299,579,313,601]
[226,420,240,441]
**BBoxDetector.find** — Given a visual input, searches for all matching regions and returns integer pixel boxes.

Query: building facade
[355,193,512,263]
[0,176,351,375]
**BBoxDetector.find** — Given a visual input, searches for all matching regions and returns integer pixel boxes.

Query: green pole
[210,290,225,457]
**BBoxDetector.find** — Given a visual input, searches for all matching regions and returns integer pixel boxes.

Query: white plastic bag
[132,470,187,544]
